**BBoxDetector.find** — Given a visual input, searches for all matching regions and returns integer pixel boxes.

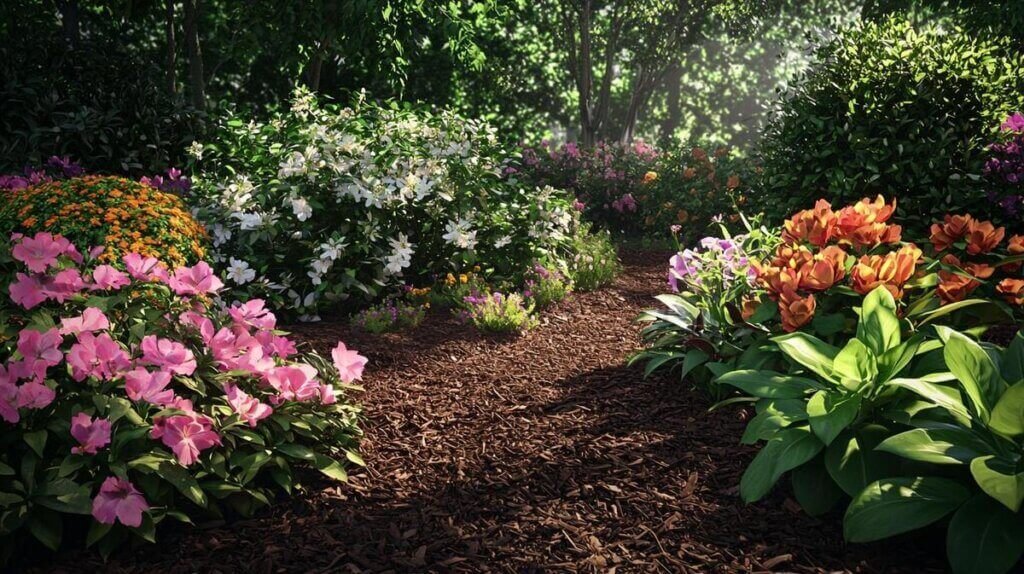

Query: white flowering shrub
[190,89,579,317]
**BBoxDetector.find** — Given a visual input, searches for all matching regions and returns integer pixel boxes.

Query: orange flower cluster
[929,213,1024,306]
[0,176,208,268]
[758,196,913,332]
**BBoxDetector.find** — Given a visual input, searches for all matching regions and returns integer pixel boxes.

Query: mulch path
[45,250,947,573]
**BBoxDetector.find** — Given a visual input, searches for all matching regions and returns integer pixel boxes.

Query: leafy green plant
[567,225,621,291]
[352,300,427,334]
[459,291,537,333]
[524,263,572,309]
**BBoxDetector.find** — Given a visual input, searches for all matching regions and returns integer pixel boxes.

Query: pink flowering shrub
[0,232,364,560]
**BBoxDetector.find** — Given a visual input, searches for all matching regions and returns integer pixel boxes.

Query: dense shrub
[0,176,208,269]
[0,232,363,561]
[758,16,1024,230]
[0,37,202,176]
[191,89,579,318]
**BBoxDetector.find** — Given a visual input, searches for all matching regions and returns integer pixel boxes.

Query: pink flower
[255,330,296,358]
[9,273,47,309]
[41,269,86,302]
[0,381,19,423]
[331,342,367,383]
[89,265,130,290]
[67,332,131,381]
[265,364,322,403]
[123,368,175,405]
[70,412,112,455]
[12,232,67,273]
[17,328,63,382]
[91,477,149,527]
[16,381,55,409]
[228,299,276,331]
[223,383,273,427]
[122,253,168,282]
[139,335,197,376]
[167,262,223,296]
[150,414,221,466]
[59,308,110,336]
[179,311,215,342]
[1002,112,1024,132]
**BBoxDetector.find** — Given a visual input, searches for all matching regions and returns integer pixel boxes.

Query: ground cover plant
[0,232,364,563]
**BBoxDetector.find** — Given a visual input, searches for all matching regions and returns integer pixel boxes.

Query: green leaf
[276,443,316,461]
[23,430,47,458]
[989,382,1024,438]
[937,326,1003,423]
[807,391,861,446]
[877,336,922,383]
[791,455,843,517]
[947,494,1024,574]
[970,456,1024,512]
[143,461,206,508]
[825,425,902,497]
[85,521,112,548]
[888,376,971,426]
[28,507,63,551]
[844,477,971,543]
[715,370,821,398]
[831,339,877,391]
[1002,330,1024,384]
[741,399,808,445]
[771,333,839,383]
[857,286,900,355]
[313,454,348,482]
[740,427,823,503]
[877,427,993,465]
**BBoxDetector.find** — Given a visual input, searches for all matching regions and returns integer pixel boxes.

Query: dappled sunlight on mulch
[46,250,945,573]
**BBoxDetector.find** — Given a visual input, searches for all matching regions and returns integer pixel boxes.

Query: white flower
[389,233,414,260]
[210,223,232,247]
[232,212,264,230]
[311,258,333,275]
[494,235,512,249]
[188,141,204,160]
[226,258,256,284]
[443,219,477,250]
[291,197,313,221]
[278,151,307,179]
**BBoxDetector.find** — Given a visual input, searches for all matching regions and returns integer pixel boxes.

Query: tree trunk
[660,66,682,143]
[56,0,80,49]
[183,0,205,110]
[306,49,324,92]
[576,0,595,147]
[165,0,177,96]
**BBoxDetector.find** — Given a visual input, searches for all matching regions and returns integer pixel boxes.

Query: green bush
[758,16,1024,230]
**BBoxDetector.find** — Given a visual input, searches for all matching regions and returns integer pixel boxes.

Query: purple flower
[1002,112,1024,132]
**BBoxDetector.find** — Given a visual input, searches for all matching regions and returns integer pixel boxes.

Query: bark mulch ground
[46,250,947,573]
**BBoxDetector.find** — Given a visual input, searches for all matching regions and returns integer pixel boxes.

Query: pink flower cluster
[1,232,368,530]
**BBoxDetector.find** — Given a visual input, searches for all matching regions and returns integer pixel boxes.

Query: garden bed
[42,251,946,573]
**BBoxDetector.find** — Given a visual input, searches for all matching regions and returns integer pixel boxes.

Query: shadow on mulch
[37,250,949,573]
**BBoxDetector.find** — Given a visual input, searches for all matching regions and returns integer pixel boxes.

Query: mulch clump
[44,249,946,573]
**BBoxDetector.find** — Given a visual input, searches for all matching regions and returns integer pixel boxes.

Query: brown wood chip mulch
[45,250,947,573]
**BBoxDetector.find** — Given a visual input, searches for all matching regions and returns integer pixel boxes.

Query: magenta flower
[150,414,221,466]
[17,328,63,382]
[59,308,110,336]
[67,332,131,381]
[167,262,223,296]
[89,265,130,290]
[91,477,149,527]
[179,311,215,342]
[1002,112,1024,132]
[40,269,87,302]
[123,368,175,405]
[224,383,273,427]
[16,381,55,409]
[331,342,367,383]
[227,299,276,331]
[11,232,67,273]
[9,273,48,309]
[139,335,197,376]
[70,412,112,455]
[0,380,19,423]
[265,364,322,403]
[122,253,168,282]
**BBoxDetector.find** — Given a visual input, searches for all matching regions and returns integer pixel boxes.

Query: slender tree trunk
[660,66,682,143]
[165,0,177,96]
[183,0,205,110]
[55,0,80,49]
[576,1,595,147]
[306,48,324,92]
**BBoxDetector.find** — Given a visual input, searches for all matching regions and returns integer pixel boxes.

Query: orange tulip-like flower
[643,171,658,184]
[798,246,848,291]
[929,214,974,252]
[935,255,994,304]
[740,294,762,322]
[1002,234,1024,273]
[778,288,816,332]
[726,175,740,189]
[835,195,901,248]
[849,244,922,299]
[782,199,836,247]
[997,278,1024,306]
[965,220,1005,255]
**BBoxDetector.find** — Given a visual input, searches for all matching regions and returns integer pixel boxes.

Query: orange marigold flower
[965,219,1005,255]
[778,288,816,332]
[642,171,658,184]
[782,199,836,247]
[997,278,1024,306]
[850,244,922,299]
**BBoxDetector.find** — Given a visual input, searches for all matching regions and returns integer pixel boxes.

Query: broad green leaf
[877,427,993,465]
[740,399,807,445]
[679,349,709,380]
[807,391,861,446]
[791,455,843,517]
[857,286,900,355]
[740,427,823,503]
[825,425,902,497]
[888,377,971,426]
[313,454,348,482]
[947,493,1024,574]
[970,456,1024,512]
[1002,330,1024,384]
[771,333,839,384]
[154,462,207,507]
[28,507,63,551]
[715,370,821,398]
[276,443,316,460]
[990,382,1024,438]
[831,339,877,391]
[877,336,922,383]
[844,477,970,542]
[937,326,1003,422]
[85,521,112,548]
[23,430,47,458]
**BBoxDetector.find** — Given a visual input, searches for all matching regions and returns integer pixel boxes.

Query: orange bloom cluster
[0,176,208,268]
[997,279,1024,305]
[929,213,1024,306]
[930,214,1006,255]
[935,255,995,304]
[758,196,912,332]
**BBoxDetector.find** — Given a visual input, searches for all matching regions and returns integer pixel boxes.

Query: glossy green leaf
[877,427,992,465]
[740,427,823,503]
[937,326,1002,422]
[844,477,970,542]
[857,286,900,355]
[715,370,821,398]
[947,493,1024,574]
[771,333,839,384]
[990,382,1024,438]
[825,425,902,497]
[970,456,1024,512]
[831,339,877,391]
[791,455,843,517]
[807,391,861,446]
